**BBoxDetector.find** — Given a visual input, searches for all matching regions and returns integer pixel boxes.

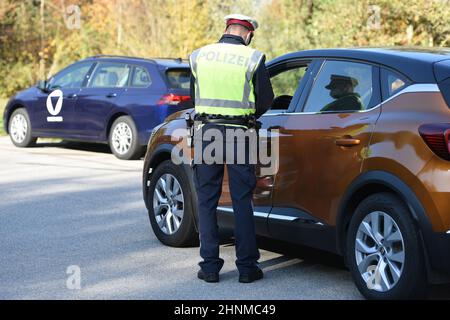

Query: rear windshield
[166,68,190,89]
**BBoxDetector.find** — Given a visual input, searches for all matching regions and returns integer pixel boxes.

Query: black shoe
[197,270,219,283]
[239,268,264,283]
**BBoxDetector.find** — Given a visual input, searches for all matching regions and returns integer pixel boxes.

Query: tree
[0,0,449,98]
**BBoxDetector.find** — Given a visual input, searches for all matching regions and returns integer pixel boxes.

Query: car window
[48,62,92,89]
[131,66,152,88]
[303,60,375,113]
[89,62,131,88]
[271,66,307,98]
[166,69,190,89]
[381,68,409,100]
[268,64,309,111]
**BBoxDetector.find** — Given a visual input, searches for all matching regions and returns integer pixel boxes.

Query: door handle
[106,93,117,98]
[335,137,361,147]
[67,93,77,99]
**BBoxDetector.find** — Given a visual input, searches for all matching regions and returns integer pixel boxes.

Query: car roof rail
[153,57,187,63]
[88,54,152,61]
[86,55,187,64]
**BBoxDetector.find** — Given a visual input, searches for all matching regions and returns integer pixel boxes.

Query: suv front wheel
[346,192,427,299]
[147,160,198,247]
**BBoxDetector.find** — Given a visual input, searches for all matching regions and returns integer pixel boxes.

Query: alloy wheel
[112,122,132,155]
[355,211,405,292]
[153,173,184,235]
[10,113,28,144]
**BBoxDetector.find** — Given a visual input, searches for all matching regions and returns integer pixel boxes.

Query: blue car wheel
[8,108,37,148]
[108,115,144,160]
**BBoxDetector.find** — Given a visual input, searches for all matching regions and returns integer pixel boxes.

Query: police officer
[189,14,274,283]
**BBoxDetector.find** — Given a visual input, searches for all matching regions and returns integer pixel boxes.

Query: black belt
[199,117,250,127]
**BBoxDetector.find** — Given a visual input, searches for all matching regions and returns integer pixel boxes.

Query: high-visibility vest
[189,43,264,116]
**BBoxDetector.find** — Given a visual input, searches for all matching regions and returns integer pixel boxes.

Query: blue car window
[131,66,152,88]
[48,62,92,89]
[89,62,131,88]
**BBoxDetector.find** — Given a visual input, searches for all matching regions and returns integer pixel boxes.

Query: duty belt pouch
[191,120,204,147]
[185,113,195,148]
[188,124,194,148]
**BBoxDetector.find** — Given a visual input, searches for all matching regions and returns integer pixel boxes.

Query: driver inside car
[321,74,363,112]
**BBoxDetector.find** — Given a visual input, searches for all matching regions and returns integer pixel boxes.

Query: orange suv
[142,48,450,299]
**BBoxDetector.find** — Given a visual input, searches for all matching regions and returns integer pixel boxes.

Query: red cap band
[226,19,254,31]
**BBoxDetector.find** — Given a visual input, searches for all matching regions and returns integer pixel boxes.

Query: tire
[346,192,427,300]
[147,160,198,247]
[8,108,37,147]
[108,116,143,160]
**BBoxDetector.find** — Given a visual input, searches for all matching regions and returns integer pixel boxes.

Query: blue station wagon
[3,55,192,159]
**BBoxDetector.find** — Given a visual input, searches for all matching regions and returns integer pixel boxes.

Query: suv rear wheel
[346,192,427,299]
[8,108,37,147]
[109,116,143,160]
[147,160,198,247]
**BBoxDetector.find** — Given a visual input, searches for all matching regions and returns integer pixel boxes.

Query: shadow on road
[218,229,345,269]
[35,139,113,154]
[32,139,147,160]
[257,236,346,270]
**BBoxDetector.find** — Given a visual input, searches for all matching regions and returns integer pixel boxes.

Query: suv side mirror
[36,80,49,92]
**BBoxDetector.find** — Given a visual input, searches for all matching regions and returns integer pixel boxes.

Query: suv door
[267,59,381,252]
[74,61,132,140]
[216,59,316,237]
[32,61,93,136]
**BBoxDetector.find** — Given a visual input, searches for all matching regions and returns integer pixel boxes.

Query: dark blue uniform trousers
[193,124,260,274]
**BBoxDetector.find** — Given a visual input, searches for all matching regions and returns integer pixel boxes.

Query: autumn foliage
[0,0,449,98]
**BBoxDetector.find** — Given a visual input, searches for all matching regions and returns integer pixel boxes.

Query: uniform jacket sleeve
[190,74,195,106]
[252,55,274,118]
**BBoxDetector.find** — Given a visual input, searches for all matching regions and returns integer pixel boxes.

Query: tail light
[157,94,191,106]
[419,123,450,161]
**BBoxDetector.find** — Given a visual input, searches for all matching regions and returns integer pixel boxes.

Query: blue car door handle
[67,93,77,99]
[106,93,117,98]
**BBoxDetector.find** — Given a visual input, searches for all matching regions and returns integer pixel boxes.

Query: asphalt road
[0,136,448,300]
